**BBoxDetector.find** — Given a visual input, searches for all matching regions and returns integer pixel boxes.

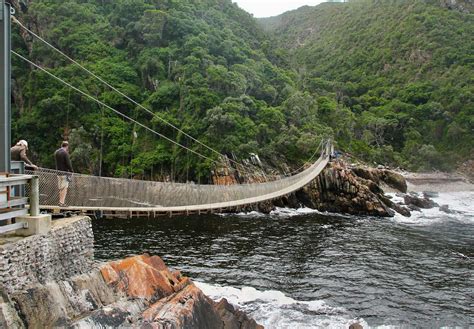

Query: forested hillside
[10,0,473,181]
[12,0,323,181]
[261,0,473,170]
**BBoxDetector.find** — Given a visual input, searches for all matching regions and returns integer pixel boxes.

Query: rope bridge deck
[26,143,331,217]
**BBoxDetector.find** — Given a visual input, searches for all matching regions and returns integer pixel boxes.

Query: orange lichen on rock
[142,284,222,328]
[100,254,188,301]
[141,284,264,328]
[7,253,263,328]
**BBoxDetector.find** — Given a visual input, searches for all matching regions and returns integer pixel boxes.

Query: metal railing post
[0,0,12,173]
[29,176,39,216]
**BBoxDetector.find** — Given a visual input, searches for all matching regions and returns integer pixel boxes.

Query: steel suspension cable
[12,17,325,179]
[12,50,218,164]
[12,16,253,171]
[282,139,324,177]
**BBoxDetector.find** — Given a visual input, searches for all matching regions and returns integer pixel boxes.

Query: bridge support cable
[12,16,327,179]
[11,50,218,164]
[11,16,256,173]
[13,46,325,182]
[283,139,325,177]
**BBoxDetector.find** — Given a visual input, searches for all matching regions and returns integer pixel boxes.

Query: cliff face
[294,162,396,217]
[1,255,263,329]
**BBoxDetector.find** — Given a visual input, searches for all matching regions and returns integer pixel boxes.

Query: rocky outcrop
[404,194,438,209]
[222,160,412,217]
[212,167,239,185]
[2,254,262,329]
[216,158,454,218]
[351,167,407,193]
[295,162,396,217]
[380,194,411,217]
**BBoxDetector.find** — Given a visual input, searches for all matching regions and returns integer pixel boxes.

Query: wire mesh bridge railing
[26,141,331,214]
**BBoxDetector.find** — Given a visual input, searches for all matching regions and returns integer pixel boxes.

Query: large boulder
[404,194,438,209]
[141,284,225,328]
[100,254,189,302]
[380,195,411,217]
[381,170,408,193]
[6,255,263,329]
[351,167,407,193]
[141,286,264,329]
[215,298,263,329]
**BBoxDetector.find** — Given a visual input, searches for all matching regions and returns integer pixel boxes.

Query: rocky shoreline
[234,160,469,218]
[1,254,263,328]
[404,171,474,192]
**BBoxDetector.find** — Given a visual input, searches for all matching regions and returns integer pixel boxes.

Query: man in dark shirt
[54,141,73,207]
[10,140,38,170]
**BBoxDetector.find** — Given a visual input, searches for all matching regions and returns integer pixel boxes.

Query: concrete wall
[0,216,93,295]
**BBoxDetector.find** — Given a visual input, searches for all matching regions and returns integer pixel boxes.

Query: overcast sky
[233,0,327,18]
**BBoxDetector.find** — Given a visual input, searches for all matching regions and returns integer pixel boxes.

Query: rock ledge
[1,254,263,329]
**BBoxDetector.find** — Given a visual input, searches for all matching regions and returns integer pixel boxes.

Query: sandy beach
[404,172,474,193]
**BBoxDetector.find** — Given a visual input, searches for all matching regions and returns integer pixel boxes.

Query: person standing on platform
[54,141,73,207]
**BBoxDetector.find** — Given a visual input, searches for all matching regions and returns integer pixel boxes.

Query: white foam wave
[270,207,319,217]
[217,210,266,219]
[195,282,366,329]
[220,192,473,225]
[389,192,474,225]
[218,207,320,219]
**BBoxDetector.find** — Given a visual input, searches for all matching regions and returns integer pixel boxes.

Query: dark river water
[92,192,473,328]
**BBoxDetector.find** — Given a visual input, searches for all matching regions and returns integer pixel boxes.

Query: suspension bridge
[1,2,332,219]
[26,142,329,217]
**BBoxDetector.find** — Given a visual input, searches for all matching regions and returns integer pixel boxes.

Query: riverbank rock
[217,159,413,217]
[351,167,407,193]
[458,159,474,183]
[241,200,276,214]
[349,323,364,329]
[2,254,262,328]
[380,195,411,217]
[404,194,438,209]
[295,161,397,217]
[439,205,460,214]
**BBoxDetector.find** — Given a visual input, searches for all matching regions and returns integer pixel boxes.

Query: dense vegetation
[12,0,330,181]
[261,0,473,170]
[10,0,473,181]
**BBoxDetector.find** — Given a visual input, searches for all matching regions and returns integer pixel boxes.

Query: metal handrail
[0,173,39,234]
